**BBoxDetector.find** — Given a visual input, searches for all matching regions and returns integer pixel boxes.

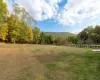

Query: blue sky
[4,0,100,33]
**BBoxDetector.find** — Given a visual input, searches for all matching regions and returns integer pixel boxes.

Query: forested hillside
[45,32,75,37]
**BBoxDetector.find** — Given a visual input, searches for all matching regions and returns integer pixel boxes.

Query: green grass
[35,75,45,80]
[45,51,100,80]
[32,49,41,52]
[0,44,100,80]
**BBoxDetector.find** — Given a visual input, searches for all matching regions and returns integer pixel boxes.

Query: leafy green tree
[55,37,63,45]
[68,36,78,44]
[91,33,100,43]
[45,35,53,44]
[40,32,46,44]
[90,25,100,43]
[78,30,88,42]
[33,27,41,44]
[78,26,94,44]
[78,25,100,44]
[54,37,65,45]
[94,25,100,34]
[8,14,21,43]
[18,25,28,43]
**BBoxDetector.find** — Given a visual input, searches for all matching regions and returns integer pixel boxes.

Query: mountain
[45,32,76,37]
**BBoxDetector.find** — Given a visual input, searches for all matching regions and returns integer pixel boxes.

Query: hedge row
[68,44,100,49]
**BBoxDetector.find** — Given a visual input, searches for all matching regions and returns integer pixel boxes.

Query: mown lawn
[0,44,100,80]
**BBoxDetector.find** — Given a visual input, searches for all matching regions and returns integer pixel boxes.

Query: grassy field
[0,44,100,80]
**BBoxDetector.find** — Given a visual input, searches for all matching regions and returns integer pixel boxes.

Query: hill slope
[45,32,76,37]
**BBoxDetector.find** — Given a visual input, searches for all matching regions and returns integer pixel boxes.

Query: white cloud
[16,0,62,21]
[57,0,100,26]
[4,0,100,26]
[71,28,83,34]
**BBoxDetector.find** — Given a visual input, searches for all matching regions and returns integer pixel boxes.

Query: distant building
[85,38,94,44]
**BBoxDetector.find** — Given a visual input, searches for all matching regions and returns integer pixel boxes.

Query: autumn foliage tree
[0,0,9,41]
[0,1,37,43]
[25,26,33,42]
[0,23,8,41]
[0,0,9,23]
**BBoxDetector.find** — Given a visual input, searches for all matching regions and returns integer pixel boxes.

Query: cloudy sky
[4,0,100,33]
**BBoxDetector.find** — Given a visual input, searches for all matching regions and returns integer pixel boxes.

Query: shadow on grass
[34,54,57,63]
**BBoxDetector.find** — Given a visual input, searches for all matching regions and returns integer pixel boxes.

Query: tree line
[78,26,100,44]
[0,0,75,45]
[0,0,36,43]
[0,0,100,45]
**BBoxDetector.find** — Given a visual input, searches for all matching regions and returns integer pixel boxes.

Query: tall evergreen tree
[40,32,46,44]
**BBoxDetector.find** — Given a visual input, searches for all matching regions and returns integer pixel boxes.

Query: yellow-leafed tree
[0,23,8,41]
[25,26,33,42]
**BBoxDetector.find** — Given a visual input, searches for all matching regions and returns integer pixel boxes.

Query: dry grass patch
[0,44,99,80]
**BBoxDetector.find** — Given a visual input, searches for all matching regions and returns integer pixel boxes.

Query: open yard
[0,44,100,80]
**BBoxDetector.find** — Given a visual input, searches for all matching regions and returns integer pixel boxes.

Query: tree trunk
[14,40,15,44]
